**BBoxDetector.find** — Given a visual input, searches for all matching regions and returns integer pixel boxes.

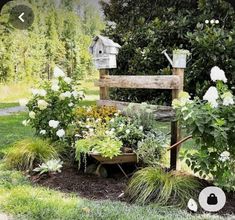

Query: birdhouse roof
[90,35,121,49]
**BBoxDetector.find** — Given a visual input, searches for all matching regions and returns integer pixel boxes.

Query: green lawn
[0,103,19,109]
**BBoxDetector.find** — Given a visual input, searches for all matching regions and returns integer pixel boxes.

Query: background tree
[0,0,104,82]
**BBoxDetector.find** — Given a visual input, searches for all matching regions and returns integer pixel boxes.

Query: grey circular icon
[9,5,34,30]
[199,186,226,212]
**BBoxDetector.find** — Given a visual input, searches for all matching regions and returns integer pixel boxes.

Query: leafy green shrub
[126,167,201,207]
[4,138,58,171]
[75,135,122,170]
[101,0,235,103]
[21,66,84,142]
[136,133,167,166]
[173,66,235,191]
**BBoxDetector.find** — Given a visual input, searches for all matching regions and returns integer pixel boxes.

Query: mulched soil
[31,166,128,201]
[30,166,235,216]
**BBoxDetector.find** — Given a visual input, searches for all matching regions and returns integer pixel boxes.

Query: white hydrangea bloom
[49,120,60,129]
[210,66,227,83]
[38,89,47,97]
[22,119,30,126]
[29,111,36,119]
[64,77,72,84]
[219,151,230,162]
[56,129,65,137]
[19,99,28,107]
[203,86,219,108]
[40,130,46,135]
[37,100,49,110]
[222,92,234,106]
[54,66,65,78]
[51,84,60,92]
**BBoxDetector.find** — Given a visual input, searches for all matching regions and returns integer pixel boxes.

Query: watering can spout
[161,49,173,66]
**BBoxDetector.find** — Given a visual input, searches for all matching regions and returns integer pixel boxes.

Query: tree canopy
[0,0,104,82]
[101,0,235,104]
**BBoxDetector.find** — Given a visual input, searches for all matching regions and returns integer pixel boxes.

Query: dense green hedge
[101,0,235,104]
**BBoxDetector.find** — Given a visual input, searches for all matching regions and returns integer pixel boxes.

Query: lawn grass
[0,170,230,220]
[0,113,34,154]
[0,103,19,109]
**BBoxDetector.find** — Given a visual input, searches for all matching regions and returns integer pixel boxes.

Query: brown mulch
[30,166,235,215]
[31,166,128,201]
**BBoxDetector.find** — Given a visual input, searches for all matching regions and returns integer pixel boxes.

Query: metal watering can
[162,49,191,68]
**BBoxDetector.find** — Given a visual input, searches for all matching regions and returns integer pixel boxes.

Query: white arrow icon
[18,12,25,22]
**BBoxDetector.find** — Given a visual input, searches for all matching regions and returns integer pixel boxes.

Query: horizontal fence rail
[95,75,181,90]
[97,100,175,121]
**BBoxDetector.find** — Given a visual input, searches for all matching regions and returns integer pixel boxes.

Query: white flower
[29,111,36,119]
[203,86,219,108]
[64,77,72,84]
[71,91,78,98]
[126,129,130,134]
[37,100,49,110]
[110,118,115,123]
[68,103,74,107]
[210,66,227,83]
[56,129,65,138]
[31,89,39,96]
[139,126,143,131]
[219,151,230,162]
[38,89,47,97]
[215,20,219,24]
[54,66,65,78]
[210,19,215,24]
[205,20,209,24]
[52,79,59,86]
[222,92,234,106]
[111,128,115,132]
[19,99,28,107]
[59,93,66,100]
[40,130,46,135]
[49,120,60,129]
[22,120,30,126]
[51,84,60,92]
[64,91,71,98]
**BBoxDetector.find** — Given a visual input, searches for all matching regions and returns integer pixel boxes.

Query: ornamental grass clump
[4,138,58,171]
[173,66,235,191]
[126,167,201,207]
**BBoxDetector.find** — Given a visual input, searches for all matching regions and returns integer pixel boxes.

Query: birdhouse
[89,35,121,69]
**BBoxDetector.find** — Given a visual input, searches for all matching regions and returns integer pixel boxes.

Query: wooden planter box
[89,152,137,165]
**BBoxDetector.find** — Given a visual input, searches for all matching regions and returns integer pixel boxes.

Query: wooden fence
[95,68,185,170]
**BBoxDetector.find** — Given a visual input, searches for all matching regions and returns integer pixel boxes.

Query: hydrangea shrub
[173,66,235,191]
[20,67,84,141]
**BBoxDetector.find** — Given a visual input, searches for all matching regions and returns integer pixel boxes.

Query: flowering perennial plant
[20,66,84,141]
[173,66,235,191]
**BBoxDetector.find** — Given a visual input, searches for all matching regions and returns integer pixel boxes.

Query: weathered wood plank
[95,75,180,90]
[170,68,184,170]
[99,69,109,99]
[97,100,175,121]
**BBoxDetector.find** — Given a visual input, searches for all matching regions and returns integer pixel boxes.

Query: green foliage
[75,135,122,170]
[101,0,235,103]
[0,0,104,82]
[4,138,58,171]
[173,70,235,191]
[125,103,156,131]
[33,159,63,175]
[126,167,201,207]
[136,133,166,166]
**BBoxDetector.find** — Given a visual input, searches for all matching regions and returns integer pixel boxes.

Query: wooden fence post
[170,68,184,170]
[99,69,109,100]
